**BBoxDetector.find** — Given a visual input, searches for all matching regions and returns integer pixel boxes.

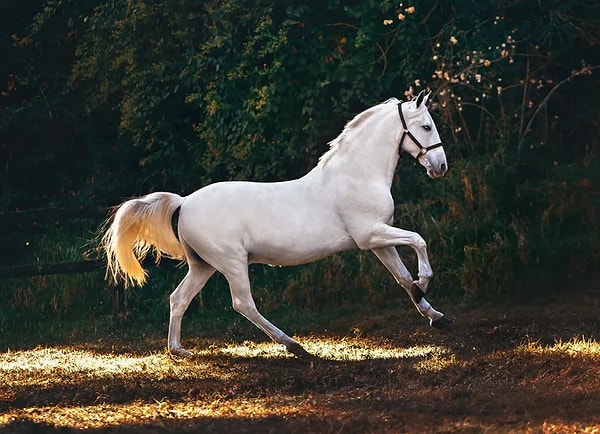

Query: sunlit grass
[0,338,445,375]
[0,338,447,394]
[2,333,599,432]
[414,351,459,373]
[540,421,600,434]
[214,336,445,361]
[0,347,162,374]
[0,398,310,430]
[516,336,600,358]
[0,337,447,430]
[0,346,225,389]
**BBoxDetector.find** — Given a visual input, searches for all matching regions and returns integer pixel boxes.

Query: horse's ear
[422,91,431,106]
[415,90,426,108]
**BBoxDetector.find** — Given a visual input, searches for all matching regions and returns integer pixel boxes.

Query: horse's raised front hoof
[286,342,313,359]
[431,315,453,329]
[169,347,194,359]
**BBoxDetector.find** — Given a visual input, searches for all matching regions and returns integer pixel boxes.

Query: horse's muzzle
[429,163,448,179]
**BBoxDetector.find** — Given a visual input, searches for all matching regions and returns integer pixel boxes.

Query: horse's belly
[247,232,357,266]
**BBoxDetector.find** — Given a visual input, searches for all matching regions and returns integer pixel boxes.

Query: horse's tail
[102,192,185,287]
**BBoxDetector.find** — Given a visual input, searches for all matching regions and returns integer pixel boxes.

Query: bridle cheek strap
[397,102,443,157]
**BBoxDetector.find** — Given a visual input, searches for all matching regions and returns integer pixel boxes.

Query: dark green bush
[1,0,598,331]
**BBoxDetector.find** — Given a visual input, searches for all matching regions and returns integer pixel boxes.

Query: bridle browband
[397,102,443,157]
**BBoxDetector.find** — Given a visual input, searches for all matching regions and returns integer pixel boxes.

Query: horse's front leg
[368,235,451,328]
[366,224,433,287]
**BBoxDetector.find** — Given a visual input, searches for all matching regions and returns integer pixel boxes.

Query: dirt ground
[1,284,599,433]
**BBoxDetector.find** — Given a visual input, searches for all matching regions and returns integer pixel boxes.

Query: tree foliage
[1,0,599,311]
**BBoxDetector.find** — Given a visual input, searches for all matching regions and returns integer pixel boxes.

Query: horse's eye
[423,125,432,132]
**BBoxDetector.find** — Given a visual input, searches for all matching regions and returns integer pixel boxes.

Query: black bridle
[397,102,443,157]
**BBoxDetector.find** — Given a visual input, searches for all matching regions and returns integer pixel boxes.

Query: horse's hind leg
[223,261,310,358]
[168,259,215,358]
[371,246,451,328]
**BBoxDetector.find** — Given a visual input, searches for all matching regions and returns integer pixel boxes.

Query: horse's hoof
[169,347,194,359]
[286,342,313,359]
[431,315,452,329]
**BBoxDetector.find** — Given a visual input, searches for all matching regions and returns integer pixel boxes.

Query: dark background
[1,0,598,336]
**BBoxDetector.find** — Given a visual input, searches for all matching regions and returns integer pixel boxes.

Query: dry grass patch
[1,293,600,433]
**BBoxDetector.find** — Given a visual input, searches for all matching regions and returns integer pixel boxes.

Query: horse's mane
[318,98,399,168]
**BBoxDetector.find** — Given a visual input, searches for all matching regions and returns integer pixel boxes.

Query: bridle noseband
[397,102,443,157]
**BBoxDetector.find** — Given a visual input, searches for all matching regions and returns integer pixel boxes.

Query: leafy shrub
[0,0,598,327]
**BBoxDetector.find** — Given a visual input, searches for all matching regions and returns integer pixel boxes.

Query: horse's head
[398,91,448,179]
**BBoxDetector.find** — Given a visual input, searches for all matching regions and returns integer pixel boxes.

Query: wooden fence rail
[0,259,105,278]
[0,206,111,219]
[0,205,127,316]
[0,206,109,278]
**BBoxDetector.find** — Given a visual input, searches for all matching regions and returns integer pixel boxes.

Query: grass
[1,282,599,433]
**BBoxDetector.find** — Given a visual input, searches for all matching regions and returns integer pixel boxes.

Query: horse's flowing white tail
[102,192,185,287]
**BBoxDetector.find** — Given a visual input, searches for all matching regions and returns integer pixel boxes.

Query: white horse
[102,90,450,358]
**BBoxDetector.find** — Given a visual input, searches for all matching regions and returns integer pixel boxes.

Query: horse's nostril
[440,163,447,173]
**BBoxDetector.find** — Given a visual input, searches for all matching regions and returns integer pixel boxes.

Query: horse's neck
[319,117,399,187]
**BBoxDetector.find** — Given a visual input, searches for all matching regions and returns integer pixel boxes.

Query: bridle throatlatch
[397,102,443,157]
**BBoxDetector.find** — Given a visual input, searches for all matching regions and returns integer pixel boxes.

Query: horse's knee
[417,272,432,285]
